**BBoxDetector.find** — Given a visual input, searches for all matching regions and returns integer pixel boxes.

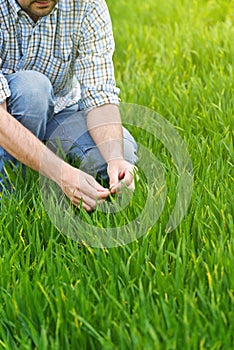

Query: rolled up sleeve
[0,28,11,105]
[0,70,11,105]
[77,0,120,111]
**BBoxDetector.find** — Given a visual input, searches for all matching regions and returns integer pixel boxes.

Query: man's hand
[87,104,137,195]
[107,158,136,194]
[60,163,110,211]
[0,105,110,211]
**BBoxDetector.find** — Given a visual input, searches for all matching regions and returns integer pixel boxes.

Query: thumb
[121,170,134,188]
[87,175,109,193]
[108,166,120,192]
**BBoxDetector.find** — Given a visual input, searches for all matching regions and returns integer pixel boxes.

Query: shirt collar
[8,1,22,20]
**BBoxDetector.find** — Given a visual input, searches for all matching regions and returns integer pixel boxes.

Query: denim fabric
[0,70,55,190]
[0,70,138,189]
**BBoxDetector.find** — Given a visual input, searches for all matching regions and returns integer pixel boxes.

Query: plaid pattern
[0,0,120,112]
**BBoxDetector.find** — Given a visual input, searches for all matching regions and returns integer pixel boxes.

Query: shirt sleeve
[0,29,11,104]
[0,70,11,104]
[77,0,120,111]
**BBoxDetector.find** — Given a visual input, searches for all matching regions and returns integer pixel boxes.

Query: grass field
[0,0,233,349]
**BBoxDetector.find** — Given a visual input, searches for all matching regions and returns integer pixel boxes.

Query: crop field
[0,0,233,349]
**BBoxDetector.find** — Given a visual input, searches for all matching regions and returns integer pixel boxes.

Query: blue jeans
[0,70,138,189]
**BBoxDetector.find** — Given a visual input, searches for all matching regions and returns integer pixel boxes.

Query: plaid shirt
[0,0,120,112]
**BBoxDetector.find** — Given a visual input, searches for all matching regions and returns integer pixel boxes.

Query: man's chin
[29,1,57,19]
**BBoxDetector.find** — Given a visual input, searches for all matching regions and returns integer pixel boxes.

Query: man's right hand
[60,163,110,211]
[0,105,110,211]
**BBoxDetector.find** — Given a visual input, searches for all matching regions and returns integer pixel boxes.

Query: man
[0,0,138,211]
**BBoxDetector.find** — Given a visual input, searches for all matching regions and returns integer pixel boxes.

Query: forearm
[0,105,66,185]
[87,104,124,163]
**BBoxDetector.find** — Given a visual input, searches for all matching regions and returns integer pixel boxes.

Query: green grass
[0,0,233,348]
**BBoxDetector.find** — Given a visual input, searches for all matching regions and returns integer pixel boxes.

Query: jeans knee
[6,70,54,139]
[7,70,54,110]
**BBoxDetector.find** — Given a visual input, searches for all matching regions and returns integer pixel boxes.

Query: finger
[72,195,105,212]
[86,177,110,199]
[111,169,135,194]
[81,202,94,212]
[85,173,105,188]
[70,186,108,209]
[108,167,120,189]
[94,181,109,192]
[72,189,106,209]
[81,198,106,212]
[74,201,93,212]
[109,182,118,194]
[127,181,135,191]
[121,169,134,187]
[83,194,107,209]
[111,182,122,194]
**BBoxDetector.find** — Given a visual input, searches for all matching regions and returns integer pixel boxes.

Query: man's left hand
[107,159,136,194]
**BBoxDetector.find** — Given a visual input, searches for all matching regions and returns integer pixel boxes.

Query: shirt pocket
[44,56,73,95]
[52,32,73,61]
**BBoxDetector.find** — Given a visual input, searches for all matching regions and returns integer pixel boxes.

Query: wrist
[58,160,74,187]
[107,157,124,165]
